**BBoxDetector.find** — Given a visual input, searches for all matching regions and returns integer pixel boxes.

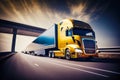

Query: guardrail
[98,48,120,59]
[98,48,120,52]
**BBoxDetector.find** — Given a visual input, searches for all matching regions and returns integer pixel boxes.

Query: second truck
[25,19,98,59]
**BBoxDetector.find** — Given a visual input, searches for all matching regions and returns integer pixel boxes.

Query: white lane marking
[31,57,120,75]
[47,61,109,77]
[49,59,120,75]
[34,63,39,67]
[39,59,109,77]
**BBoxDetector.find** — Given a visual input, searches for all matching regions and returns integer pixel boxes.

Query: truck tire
[49,51,52,58]
[49,51,55,58]
[52,52,55,58]
[34,54,37,56]
[65,49,71,60]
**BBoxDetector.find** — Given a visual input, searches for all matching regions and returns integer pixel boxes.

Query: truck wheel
[49,51,52,58]
[49,51,55,58]
[65,49,71,60]
[52,52,55,58]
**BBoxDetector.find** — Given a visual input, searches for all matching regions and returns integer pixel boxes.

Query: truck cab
[49,19,98,59]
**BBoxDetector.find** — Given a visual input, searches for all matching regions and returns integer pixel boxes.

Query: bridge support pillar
[11,28,17,53]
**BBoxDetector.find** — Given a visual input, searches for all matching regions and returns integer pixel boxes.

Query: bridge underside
[0,27,41,37]
[0,19,46,52]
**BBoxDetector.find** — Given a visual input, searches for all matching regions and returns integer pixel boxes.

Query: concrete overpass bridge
[0,19,46,53]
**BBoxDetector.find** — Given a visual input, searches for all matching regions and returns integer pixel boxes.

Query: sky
[0,0,120,51]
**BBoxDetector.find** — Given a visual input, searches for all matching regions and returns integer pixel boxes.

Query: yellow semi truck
[28,19,98,59]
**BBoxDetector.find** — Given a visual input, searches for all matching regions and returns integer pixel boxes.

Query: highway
[0,53,120,80]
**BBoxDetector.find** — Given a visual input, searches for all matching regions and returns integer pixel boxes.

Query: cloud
[0,0,109,29]
[67,1,91,22]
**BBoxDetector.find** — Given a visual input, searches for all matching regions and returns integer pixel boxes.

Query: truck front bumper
[77,52,98,58]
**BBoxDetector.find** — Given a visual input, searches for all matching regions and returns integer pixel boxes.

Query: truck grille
[82,39,96,54]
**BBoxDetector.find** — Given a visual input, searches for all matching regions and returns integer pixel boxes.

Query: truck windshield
[73,28,95,37]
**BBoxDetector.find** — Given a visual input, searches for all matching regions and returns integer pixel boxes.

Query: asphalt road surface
[0,53,120,80]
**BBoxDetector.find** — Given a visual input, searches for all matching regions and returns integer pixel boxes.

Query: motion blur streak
[0,0,106,29]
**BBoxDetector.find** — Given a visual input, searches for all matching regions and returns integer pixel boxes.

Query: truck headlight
[75,49,82,53]
[96,49,100,53]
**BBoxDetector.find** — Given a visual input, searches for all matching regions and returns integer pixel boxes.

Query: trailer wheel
[49,51,52,58]
[49,51,55,58]
[34,54,37,56]
[52,52,55,58]
[65,49,71,60]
